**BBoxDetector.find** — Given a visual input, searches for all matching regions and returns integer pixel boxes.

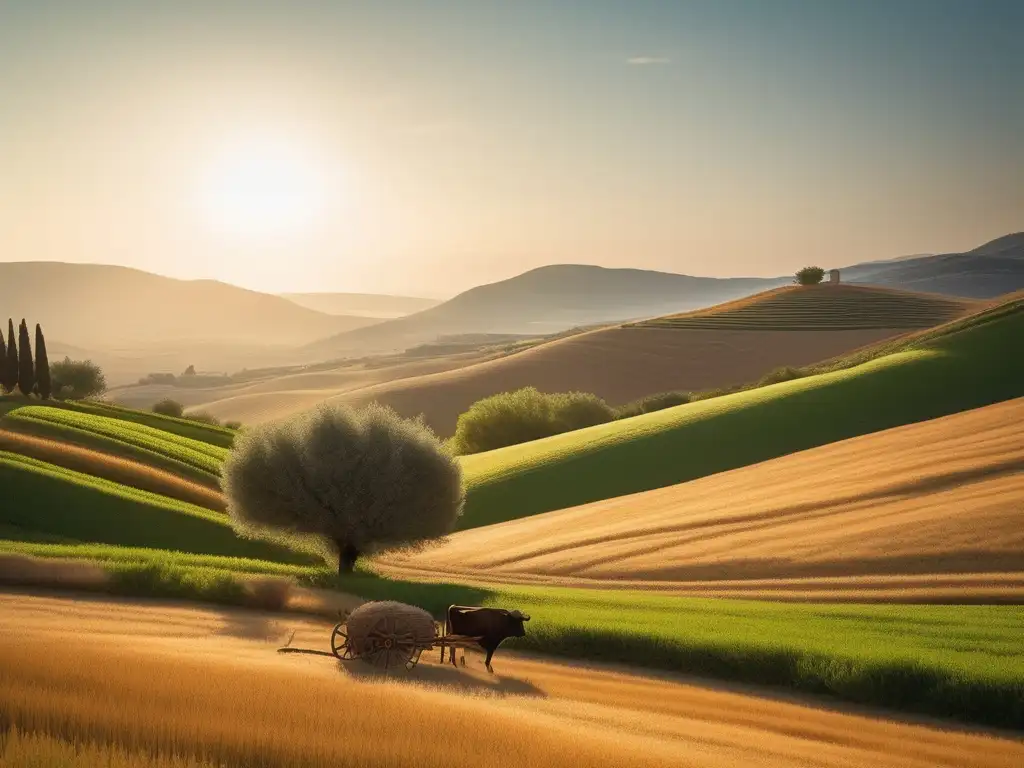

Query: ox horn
[510,610,531,621]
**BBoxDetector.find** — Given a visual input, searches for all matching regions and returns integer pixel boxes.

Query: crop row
[8,407,227,476]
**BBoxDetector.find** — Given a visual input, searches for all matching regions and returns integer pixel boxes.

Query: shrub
[222,404,464,575]
[758,366,806,386]
[451,387,615,454]
[152,398,185,418]
[616,391,691,419]
[795,266,825,285]
[50,358,106,400]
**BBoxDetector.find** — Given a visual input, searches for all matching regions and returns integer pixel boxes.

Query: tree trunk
[337,543,360,576]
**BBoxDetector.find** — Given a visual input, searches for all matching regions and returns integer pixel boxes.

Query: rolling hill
[281,292,442,318]
[0,263,380,382]
[329,285,975,436]
[453,295,1024,529]
[382,398,1024,600]
[304,265,787,358]
[841,232,1024,298]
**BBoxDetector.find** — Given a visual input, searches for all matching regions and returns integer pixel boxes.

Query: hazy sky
[1,1,1021,297]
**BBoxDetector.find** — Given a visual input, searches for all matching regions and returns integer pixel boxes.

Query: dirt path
[2,592,1020,767]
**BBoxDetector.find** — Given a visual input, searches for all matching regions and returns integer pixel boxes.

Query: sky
[1,0,1022,297]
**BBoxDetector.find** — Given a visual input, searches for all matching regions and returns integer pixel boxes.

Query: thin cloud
[627,56,671,65]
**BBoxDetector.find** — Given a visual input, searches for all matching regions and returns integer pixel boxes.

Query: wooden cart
[330,617,482,673]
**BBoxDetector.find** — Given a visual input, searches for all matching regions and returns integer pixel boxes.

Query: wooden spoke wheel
[364,615,418,673]
[330,623,353,660]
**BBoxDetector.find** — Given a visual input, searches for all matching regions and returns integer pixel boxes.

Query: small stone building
[828,269,841,284]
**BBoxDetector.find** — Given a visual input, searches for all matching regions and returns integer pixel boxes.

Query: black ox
[445,605,530,673]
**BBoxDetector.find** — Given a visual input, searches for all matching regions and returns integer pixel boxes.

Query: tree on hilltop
[2,319,18,394]
[795,266,825,286]
[222,404,464,575]
[35,324,51,400]
[17,320,34,396]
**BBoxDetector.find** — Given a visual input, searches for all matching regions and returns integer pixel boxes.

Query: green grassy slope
[4,407,226,477]
[459,301,1024,528]
[0,415,219,487]
[0,452,307,563]
[635,284,972,330]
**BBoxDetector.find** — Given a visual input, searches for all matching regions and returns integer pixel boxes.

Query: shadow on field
[342,657,546,698]
[216,611,287,642]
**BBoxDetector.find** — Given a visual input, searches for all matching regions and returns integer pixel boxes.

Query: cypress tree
[0,325,6,393]
[17,319,34,396]
[35,324,51,400]
[2,319,17,394]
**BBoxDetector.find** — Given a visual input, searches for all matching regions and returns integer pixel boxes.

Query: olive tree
[222,404,464,575]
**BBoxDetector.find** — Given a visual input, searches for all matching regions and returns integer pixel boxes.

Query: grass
[311,571,1024,730]
[1,728,216,768]
[0,429,225,509]
[6,547,1019,730]
[0,636,673,768]
[0,452,311,564]
[634,284,971,330]
[67,399,237,447]
[458,301,1024,528]
[0,413,221,487]
[4,406,227,477]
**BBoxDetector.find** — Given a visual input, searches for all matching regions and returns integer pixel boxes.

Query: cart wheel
[330,623,353,660]
[365,615,417,674]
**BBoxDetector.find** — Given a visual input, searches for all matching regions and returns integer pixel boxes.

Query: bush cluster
[450,387,616,455]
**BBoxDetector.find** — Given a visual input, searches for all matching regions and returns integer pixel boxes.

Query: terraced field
[0,429,224,510]
[0,451,305,562]
[635,284,975,330]
[457,296,1023,528]
[4,406,227,477]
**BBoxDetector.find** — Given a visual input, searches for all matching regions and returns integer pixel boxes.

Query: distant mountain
[841,233,1024,298]
[0,262,378,350]
[280,292,441,318]
[304,265,788,358]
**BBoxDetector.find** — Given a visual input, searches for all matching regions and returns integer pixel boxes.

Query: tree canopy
[795,266,826,285]
[222,404,464,574]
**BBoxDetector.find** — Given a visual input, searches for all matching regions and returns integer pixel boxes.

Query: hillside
[382,398,1024,600]
[634,284,974,330]
[304,265,787,358]
[841,232,1024,298]
[113,345,510,426]
[280,292,442,318]
[330,285,973,436]
[0,262,377,351]
[453,296,1024,529]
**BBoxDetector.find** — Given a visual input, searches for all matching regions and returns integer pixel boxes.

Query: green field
[0,451,307,563]
[634,284,971,331]
[459,300,1024,528]
[73,400,237,448]
[4,406,227,477]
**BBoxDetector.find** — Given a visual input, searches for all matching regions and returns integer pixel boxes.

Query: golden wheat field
[333,325,908,436]
[3,593,1022,768]
[381,398,1024,600]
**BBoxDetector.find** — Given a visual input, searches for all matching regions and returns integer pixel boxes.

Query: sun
[198,137,327,240]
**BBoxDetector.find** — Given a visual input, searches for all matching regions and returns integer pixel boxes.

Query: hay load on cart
[327,600,530,674]
[332,601,437,671]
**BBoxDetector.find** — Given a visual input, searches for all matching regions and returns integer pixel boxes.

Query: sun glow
[198,137,329,241]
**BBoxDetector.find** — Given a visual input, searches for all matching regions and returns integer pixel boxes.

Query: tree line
[0,319,51,399]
